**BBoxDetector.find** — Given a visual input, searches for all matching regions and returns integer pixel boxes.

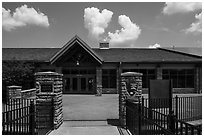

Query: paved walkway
[49,121,128,135]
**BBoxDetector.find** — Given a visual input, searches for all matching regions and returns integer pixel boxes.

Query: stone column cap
[121,72,143,76]
[35,71,63,76]
[7,85,22,89]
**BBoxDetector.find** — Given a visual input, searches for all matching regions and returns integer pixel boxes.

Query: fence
[173,96,202,121]
[126,96,202,135]
[142,96,202,122]
[2,98,35,135]
[2,98,54,135]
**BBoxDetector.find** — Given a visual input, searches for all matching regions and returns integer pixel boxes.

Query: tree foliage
[2,60,36,90]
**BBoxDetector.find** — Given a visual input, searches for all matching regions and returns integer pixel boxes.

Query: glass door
[72,77,78,92]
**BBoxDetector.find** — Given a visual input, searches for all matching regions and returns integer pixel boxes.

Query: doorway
[64,75,95,94]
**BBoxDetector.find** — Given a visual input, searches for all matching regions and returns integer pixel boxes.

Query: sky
[2,2,202,48]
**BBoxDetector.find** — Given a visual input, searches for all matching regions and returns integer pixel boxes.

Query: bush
[2,60,36,100]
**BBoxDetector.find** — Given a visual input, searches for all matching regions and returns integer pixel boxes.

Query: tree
[2,60,36,99]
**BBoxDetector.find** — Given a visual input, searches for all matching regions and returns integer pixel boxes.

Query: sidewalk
[49,120,129,135]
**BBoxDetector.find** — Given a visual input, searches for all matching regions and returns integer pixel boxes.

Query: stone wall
[119,72,142,128]
[21,88,36,99]
[7,86,22,99]
[102,88,117,94]
[35,72,63,129]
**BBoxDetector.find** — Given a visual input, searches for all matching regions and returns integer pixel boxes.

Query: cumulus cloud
[148,43,161,48]
[84,7,113,39]
[163,2,202,15]
[185,12,202,35]
[108,15,141,46]
[2,5,49,31]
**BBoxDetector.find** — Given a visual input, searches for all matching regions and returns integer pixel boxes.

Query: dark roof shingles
[2,48,201,63]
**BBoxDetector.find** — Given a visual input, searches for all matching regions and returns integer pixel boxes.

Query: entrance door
[64,75,95,94]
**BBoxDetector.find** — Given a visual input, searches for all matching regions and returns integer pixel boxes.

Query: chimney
[99,42,109,49]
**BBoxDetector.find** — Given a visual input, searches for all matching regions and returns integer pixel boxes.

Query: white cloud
[163,2,202,15]
[84,7,113,39]
[148,43,161,48]
[108,15,141,46]
[185,12,202,35]
[2,5,49,31]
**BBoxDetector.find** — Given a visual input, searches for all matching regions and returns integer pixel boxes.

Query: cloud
[108,15,141,46]
[184,12,202,35]
[148,43,161,48]
[163,2,202,15]
[84,7,113,39]
[2,5,49,31]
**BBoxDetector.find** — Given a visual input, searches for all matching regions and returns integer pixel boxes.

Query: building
[3,35,202,94]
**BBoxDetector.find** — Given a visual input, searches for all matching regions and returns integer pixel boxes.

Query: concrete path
[49,121,128,135]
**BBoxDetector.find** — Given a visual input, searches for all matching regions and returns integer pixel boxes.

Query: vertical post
[168,111,176,134]
[96,67,102,96]
[138,99,141,135]
[29,100,35,135]
[51,97,55,130]
[175,96,178,119]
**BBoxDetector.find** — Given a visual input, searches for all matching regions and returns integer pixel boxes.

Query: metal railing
[2,98,36,135]
[126,96,202,135]
[174,118,202,135]
[173,96,202,121]
[142,96,202,121]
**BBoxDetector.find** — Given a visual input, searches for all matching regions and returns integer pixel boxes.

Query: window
[62,69,96,74]
[162,69,194,88]
[122,69,156,88]
[102,69,117,88]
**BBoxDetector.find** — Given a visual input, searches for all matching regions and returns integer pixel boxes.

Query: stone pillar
[35,72,63,130]
[96,67,102,96]
[156,67,162,80]
[119,72,143,127]
[7,86,22,99]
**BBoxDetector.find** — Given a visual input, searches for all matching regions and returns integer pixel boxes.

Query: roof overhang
[50,35,103,64]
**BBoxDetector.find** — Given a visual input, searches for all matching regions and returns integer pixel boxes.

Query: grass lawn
[61,93,201,121]
[62,94,119,121]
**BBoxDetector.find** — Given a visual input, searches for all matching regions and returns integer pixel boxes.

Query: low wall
[21,88,36,99]
[102,88,117,94]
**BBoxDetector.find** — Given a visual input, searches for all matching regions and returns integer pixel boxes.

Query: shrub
[2,60,36,100]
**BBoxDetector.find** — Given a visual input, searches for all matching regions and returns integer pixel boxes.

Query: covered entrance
[63,69,96,94]
[50,35,103,94]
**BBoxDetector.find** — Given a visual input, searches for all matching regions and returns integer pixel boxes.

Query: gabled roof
[2,48,202,63]
[2,48,59,61]
[49,35,103,64]
[2,35,202,63]
[161,47,202,57]
[93,48,201,63]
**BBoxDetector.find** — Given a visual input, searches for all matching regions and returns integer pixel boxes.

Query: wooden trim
[50,35,103,64]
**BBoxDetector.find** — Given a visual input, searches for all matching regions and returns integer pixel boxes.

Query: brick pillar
[156,67,162,80]
[119,72,143,127]
[35,72,63,130]
[7,85,22,99]
[96,67,102,96]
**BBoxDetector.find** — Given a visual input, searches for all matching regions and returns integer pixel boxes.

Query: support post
[168,110,176,134]
[29,100,35,135]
